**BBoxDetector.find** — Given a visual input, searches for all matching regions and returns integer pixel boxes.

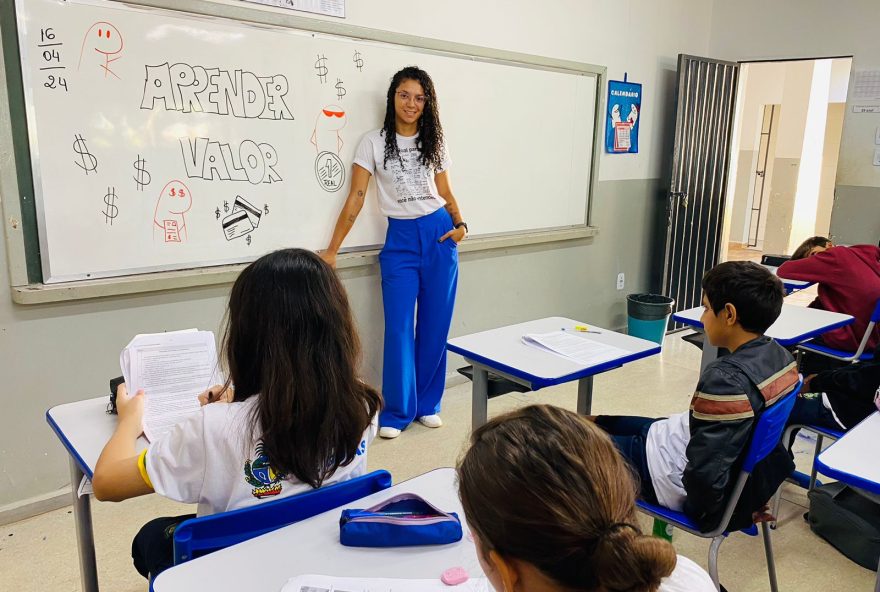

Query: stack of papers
[521,330,629,366]
[120,329,222,441]
[280,575,489,592]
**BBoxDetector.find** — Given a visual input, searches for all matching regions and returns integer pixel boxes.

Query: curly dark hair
[381,66,445,171]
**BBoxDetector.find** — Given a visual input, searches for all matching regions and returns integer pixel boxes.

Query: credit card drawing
[222,209,253,240]
[232,195,262,229]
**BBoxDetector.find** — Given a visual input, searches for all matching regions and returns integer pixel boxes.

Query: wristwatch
[454,221,468,233]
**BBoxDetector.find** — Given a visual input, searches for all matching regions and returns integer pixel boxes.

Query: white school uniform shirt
[353,129,450,219]
[660,555,716,591]
[645,411,690,511]
[145,397,377,516]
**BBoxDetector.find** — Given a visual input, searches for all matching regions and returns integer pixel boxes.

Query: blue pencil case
[339,493,462,547]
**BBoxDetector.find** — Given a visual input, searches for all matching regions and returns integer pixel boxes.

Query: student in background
[321,66,466,439]
[92,249,382,580]
[788,343,880,436]
[778,237,880,355]
[458,404,715,592]
[590,262,798,532]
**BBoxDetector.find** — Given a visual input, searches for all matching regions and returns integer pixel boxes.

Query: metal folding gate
[662,55,739,324]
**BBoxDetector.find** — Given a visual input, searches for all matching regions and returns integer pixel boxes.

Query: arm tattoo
[347,215,357,223]
[357,190,364,197]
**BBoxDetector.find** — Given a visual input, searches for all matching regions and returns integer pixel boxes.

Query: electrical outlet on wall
[616,272,625,290]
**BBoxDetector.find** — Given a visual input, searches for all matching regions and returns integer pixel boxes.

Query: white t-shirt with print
[353,129,450,219]
[660,555,716,591]
[645,411,689,511]
[145,397,376,516]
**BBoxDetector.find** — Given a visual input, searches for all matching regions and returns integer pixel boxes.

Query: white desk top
[672,304,853,347]
[816,412,880,495]
[47,396,146,478]
[764,265,812,289]
[153,468,478,591]
[447,317,661,389]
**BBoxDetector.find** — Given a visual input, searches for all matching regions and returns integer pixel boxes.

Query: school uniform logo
[244,442,284,499]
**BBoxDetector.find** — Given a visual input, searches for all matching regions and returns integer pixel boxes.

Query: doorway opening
[722,57,852,264]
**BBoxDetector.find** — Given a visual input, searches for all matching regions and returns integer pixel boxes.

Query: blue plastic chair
[797,297,880,363]
[636,380,802,592]
[172,469,392,565]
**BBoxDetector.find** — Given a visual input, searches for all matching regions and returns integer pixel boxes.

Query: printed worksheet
[120,329,222,441]
[521,330,629,366]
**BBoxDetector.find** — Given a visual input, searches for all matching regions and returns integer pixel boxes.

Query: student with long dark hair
[92,248,383,579]
[458,405,715,592]
[321,66,466,438]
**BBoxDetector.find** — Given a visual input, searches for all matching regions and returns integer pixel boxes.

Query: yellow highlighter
[573,325,600,334]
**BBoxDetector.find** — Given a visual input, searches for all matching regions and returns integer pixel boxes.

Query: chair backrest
[741,379,802,473]
[700,379,802,537]
[870,297,880,324]
[173,469,392,564]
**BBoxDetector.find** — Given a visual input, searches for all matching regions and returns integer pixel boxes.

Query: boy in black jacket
[591,262,799,532]
[787,344,880,433]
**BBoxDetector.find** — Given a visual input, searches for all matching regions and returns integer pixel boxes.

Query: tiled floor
[1,331,875,591]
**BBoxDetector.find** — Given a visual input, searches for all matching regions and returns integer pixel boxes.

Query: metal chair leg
[708,535,725,591]
[809,435,824,490]
[771,424,799,528]
[761,521,779,592]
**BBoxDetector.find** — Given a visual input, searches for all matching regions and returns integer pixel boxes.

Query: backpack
[808,481,880,570]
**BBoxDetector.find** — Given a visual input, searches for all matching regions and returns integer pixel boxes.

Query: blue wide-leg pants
[378,207,459,430]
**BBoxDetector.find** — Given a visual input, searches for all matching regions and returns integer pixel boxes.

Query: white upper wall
[206,0,713,182]
[710,0,880,188]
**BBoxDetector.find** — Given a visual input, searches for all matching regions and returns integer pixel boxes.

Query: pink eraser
[441,567,469,586]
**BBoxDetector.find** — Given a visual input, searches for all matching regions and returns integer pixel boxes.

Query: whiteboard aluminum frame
[3,0,605,302]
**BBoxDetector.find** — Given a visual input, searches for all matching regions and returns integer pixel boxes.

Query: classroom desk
[446,317,661,428]
[815,412,880,592]
[764,265,814,294]
[673,304,853,372]
[46,396,148,592]
[152,467,476,591]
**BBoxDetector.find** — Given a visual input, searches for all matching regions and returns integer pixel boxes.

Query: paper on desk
[522,331,629,366]
[120,329,221,442]
[280,575,489,592]
[78,476,93,497]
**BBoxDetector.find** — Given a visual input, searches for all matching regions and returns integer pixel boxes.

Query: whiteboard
[15,0,598,283]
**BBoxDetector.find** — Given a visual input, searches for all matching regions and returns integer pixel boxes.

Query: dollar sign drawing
[246,234,252,246]
[335,78,346,101]
[263,204,269,215]
[132,155,151,191]
[73,134,98,175]
[353,51,364,72]
[224,200,230,213]
[215,207,221,220]
[315,54,328,83]
[102,186,118,225]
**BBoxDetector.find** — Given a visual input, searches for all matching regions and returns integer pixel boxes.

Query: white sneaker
[378,426,401,439]
[417,415,443,428]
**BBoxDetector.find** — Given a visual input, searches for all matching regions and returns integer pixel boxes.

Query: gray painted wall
[831,185,880,245]
[0,177,663,508]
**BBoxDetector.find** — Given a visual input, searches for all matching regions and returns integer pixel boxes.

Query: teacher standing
[321,66,467,439]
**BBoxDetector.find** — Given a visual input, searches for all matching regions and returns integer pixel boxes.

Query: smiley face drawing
[78,22,123,79]
[153,180,193,243]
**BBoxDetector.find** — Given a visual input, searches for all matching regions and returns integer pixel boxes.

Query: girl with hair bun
[457,404,714,592]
